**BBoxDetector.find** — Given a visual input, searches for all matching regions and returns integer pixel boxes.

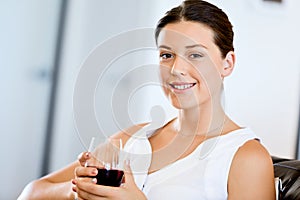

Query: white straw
[87,137,95,152]
[119,138,123,150]
[85,137,95,167]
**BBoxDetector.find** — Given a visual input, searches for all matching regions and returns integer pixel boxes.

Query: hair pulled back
[155,0,234,58]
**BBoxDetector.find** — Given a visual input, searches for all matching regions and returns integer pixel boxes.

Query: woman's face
[157,21,231,110]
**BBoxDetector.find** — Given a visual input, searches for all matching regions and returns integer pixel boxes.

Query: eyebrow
[186,44,208,49]
[158,45,172,50]
[158,44,208,50]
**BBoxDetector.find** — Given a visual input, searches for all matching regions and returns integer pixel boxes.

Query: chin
[169,99,198,110]
[169,95,210,111]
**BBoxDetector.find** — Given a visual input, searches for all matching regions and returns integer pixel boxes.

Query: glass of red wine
[89,138,124,187]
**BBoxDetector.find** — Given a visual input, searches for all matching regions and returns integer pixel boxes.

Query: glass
[88,138,124,187]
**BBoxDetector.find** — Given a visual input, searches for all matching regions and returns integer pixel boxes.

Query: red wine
[92,168,124,187]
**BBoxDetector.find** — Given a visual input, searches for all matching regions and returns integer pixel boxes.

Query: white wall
[0,1,60,199]
[50,0,300,172]
[212,0,300,158]
[50,0,164,171]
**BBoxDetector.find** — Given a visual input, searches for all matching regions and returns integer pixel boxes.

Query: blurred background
[1,0,299,199]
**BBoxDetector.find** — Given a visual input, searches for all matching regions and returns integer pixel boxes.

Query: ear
[221,51,235,78]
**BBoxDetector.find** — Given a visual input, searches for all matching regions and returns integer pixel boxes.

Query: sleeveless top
[122,124,258,200]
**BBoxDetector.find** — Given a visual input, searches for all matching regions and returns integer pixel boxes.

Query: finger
[73,191,86,200]
[77,152,91,166]
[75,166,98,178]
[77,188,102,200]
[73,179,98,200]
[76,179,120,197]
[73,177,97,187]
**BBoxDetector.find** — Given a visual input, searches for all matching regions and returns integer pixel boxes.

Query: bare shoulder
[228,139,276,200]
[111,122,149,145]
[234,139,273,165]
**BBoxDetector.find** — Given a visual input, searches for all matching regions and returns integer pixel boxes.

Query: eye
[160,52,174,60]
[189,53,203,59]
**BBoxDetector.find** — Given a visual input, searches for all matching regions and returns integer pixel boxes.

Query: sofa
[272,156,300,199]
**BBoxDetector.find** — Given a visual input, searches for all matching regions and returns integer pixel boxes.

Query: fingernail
[91,168,97,175]
[72,186,77,192]
[91,178,97,183]
[85,152,90,157]
[71,179,77,185]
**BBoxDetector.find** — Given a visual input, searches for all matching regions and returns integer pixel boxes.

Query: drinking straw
[84,137,95,167]
[87,137,95,152]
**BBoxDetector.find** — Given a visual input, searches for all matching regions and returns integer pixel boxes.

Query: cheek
[159,65,170,83]
[193,61,222,91]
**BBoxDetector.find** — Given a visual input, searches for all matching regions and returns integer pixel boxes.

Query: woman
[18,0,275,199]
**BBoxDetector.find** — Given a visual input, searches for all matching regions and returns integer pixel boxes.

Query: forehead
[157,21,215,50]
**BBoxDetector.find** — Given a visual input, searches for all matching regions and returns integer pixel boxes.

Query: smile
[169,83,196,90]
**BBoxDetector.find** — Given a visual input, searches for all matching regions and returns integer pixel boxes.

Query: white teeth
[172,83,194,90]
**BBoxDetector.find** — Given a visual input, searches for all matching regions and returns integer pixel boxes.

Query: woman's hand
[77,151,92,167]
[72,151,99,199]
[72,161,147,200]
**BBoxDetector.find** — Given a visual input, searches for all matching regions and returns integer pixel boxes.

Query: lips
[169,82,196,91]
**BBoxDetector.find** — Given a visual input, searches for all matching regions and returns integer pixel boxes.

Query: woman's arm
[18,152,94,200]
[18,124,146,200]
[18,161,79,200]
[228,139,276,200]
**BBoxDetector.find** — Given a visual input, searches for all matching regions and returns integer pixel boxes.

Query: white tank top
[123,126,258,200]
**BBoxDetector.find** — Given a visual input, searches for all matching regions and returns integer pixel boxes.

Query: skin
[18,21,275,200]
[18,126,146,200]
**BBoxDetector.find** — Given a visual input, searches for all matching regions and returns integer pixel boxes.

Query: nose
[171,55,187,76]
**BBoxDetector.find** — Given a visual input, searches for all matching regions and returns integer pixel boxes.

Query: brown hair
[155,0,234,58]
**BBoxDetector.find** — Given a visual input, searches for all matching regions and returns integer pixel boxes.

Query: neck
[175,97,227,137]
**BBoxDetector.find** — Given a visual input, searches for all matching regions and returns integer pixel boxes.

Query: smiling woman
[18,1,276,200]
[157,21,233,111]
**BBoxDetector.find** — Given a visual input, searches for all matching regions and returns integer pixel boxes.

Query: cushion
[273,157,300,199]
